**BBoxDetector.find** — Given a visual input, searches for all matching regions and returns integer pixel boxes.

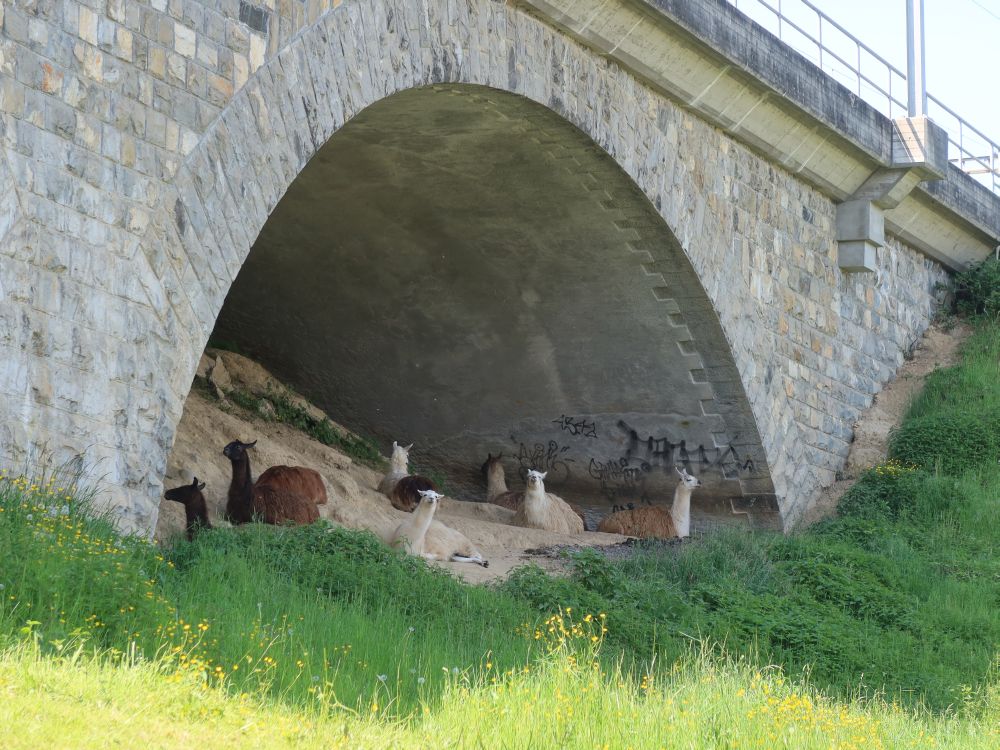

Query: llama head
[390,440,413,465]
[164,477,206,504]
[480,452,505,480]
[417,488,442,506]
[675,466,702,490]
[222,439,257,461]
[526,469,547,489]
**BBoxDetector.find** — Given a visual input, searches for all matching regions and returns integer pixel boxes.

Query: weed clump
[888,412,1000,476]
[226,386,384,468]
[837,460,924,519]
[953,256,1000,319]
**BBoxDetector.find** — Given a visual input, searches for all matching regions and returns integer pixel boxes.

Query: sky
[732,0,1000,149]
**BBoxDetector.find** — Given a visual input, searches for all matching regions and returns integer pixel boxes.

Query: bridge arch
[149,0,786,531]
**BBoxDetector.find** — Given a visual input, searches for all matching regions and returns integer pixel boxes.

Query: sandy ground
[798,321,971,528]
[155,350,626,584]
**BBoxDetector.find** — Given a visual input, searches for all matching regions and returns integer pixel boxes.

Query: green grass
[0,478,539,715]
[225,385,385,468]
[0,321,998,745]
[2,641,994,749]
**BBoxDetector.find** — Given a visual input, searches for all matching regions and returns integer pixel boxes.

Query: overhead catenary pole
[906,0,927,116]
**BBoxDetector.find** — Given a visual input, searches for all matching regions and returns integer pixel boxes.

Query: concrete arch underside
[211,84,778,528]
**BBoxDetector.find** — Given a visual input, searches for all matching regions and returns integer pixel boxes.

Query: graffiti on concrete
[587,456,652,502]
[513,439,575,482]
[617,420,756,479]
[551,414,598,438]
[506,418,758,501]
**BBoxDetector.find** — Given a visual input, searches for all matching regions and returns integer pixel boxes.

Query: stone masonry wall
[0,0,947,533]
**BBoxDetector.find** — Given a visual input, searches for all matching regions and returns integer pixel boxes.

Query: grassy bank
[1,317,997,745]
[2,641,994,749]
[500,322,1000,709]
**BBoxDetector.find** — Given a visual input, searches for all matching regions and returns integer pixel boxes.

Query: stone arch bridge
[0,0,996,534]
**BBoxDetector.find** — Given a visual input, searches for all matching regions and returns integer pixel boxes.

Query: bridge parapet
[519,0,1000,271]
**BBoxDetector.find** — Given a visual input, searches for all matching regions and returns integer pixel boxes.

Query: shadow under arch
[207,84,779,530]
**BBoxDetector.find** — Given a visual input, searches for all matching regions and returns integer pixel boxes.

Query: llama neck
[389,452,409,475]
[670,484,692,538]
[486,465,508,501]
[523,483,547,522]
[185,498,211,540]
[227,455,254,522]
[410,501,437,549]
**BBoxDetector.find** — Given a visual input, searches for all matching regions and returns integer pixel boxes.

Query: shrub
[837,461,924,519]
[889,412,1000,476]
[953,256,1000,318]
[227,386,384,467]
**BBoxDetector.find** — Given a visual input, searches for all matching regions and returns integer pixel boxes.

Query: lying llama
[512,470,584,535]
[483,454,588,530]
[390,490,488,567]
[222,439,327,526]
[164,477,212,540]
[597,467,701,538]
[377,440,412,496]
[378,440,438,512]
[481,452,514,503]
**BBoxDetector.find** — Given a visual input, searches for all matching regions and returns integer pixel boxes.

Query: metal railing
[727,0,1000,194]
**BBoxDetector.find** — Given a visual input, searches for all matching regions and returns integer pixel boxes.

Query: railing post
[817,15,823,70]
[906,0,927,116]
[959,120,964,168]
[856,43,861,95]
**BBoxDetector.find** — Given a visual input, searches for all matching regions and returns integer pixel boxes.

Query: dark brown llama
[222,439,326,526]
[389,474,438,512]
[164,477,212,540]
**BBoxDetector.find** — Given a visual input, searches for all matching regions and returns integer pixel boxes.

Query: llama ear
[675,466,684,478]
[197,481,206,490]
[487,452,493,460]
[497,452,504,460]
[540,471,547,479]
[404,443,413,451]
[191,477,199,487]
[245,440,257,448]
[392,440,398,449]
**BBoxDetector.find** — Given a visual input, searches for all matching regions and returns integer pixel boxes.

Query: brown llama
[597,467,701,538]
[390,474,438,513]
[222,439,325,526]
[164,477,212,540]
[378,440,438,512]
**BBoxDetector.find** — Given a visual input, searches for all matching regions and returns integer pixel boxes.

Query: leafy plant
[889,412,1000,476]
[953,256,1000,318]
[226,386,384,468]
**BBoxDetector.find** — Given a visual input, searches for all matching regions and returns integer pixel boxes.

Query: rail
[727,0,1000,193]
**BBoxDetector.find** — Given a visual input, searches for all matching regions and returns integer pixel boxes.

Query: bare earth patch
[798,321,971,529]
[156,350,626,584]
